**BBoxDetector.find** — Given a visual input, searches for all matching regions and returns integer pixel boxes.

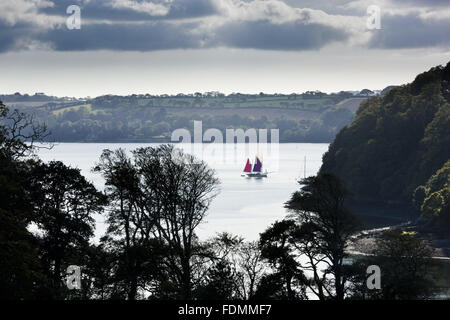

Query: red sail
[243,159,252,172]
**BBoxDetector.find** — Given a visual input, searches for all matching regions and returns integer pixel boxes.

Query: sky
[0,0,450,97]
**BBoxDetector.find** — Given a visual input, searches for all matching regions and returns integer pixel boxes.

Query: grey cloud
[37,21,201,51]
[284,0,357,14]
[390,0,450,6]
[0,21,42,53]
[34,17,349,52]
[0,21,19,52]
[369,13,450,49]
[40,0,218,21]
[1,0,450,53]
[0,0,352,52]
[215,20,349,50]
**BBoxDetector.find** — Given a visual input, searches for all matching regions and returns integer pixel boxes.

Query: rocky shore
[347,222,450,259]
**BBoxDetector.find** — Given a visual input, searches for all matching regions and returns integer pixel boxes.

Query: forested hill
[320,62,450,227]
[5,91,377,143]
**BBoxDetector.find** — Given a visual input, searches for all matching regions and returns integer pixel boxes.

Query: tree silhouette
[284,173,359,300]
[95,145,220,299]
[29,161,106,297]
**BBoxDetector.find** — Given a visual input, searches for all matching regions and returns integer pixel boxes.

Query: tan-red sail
[243,159,252,172]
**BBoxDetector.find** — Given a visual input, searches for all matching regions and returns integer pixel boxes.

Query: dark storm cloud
[40,0,218,21]
[33,18,349,52]
[368,13,450,49]
[166,0,219,19]
[215,20,349,50]
[0,0,353,52]
[391,0,450,6]
[0,21,20,52]
[38,21,201,51]
[0,21,42,53]
[1,0,450,53]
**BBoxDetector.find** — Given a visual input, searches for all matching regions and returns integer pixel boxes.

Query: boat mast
[304,155,306,179]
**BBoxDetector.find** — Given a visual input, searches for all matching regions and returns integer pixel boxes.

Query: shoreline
[40,140,334,144]
[348,222,450,260]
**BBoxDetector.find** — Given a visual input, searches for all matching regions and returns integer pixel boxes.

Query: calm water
[36,142,450,298]
[37,143,329,241]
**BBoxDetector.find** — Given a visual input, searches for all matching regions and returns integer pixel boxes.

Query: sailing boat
[243,156,268,178]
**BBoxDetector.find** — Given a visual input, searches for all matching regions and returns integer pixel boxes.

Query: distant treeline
[15,91,363,143]
[36,106,355,143]
[0,92,73,103]
[0,90,351,103]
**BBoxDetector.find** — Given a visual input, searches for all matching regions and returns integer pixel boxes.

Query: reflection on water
[432,259,450,299]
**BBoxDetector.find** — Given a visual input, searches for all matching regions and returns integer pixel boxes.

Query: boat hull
[245,173,268,178]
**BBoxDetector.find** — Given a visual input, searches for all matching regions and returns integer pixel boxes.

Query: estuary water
[36,142,450,298]
[37,143,329,241]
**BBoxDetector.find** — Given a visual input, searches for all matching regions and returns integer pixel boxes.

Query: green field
[7,92,363,143]
[52,103,92,116]
[46,94,342,119]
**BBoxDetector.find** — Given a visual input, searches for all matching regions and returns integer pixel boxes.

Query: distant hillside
[4,91,368,143]
[320,62,450,226]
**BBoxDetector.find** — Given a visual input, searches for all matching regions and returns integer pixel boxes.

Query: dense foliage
[321,62,450,227]
[0,101,105,299]
[417,160,450,230]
